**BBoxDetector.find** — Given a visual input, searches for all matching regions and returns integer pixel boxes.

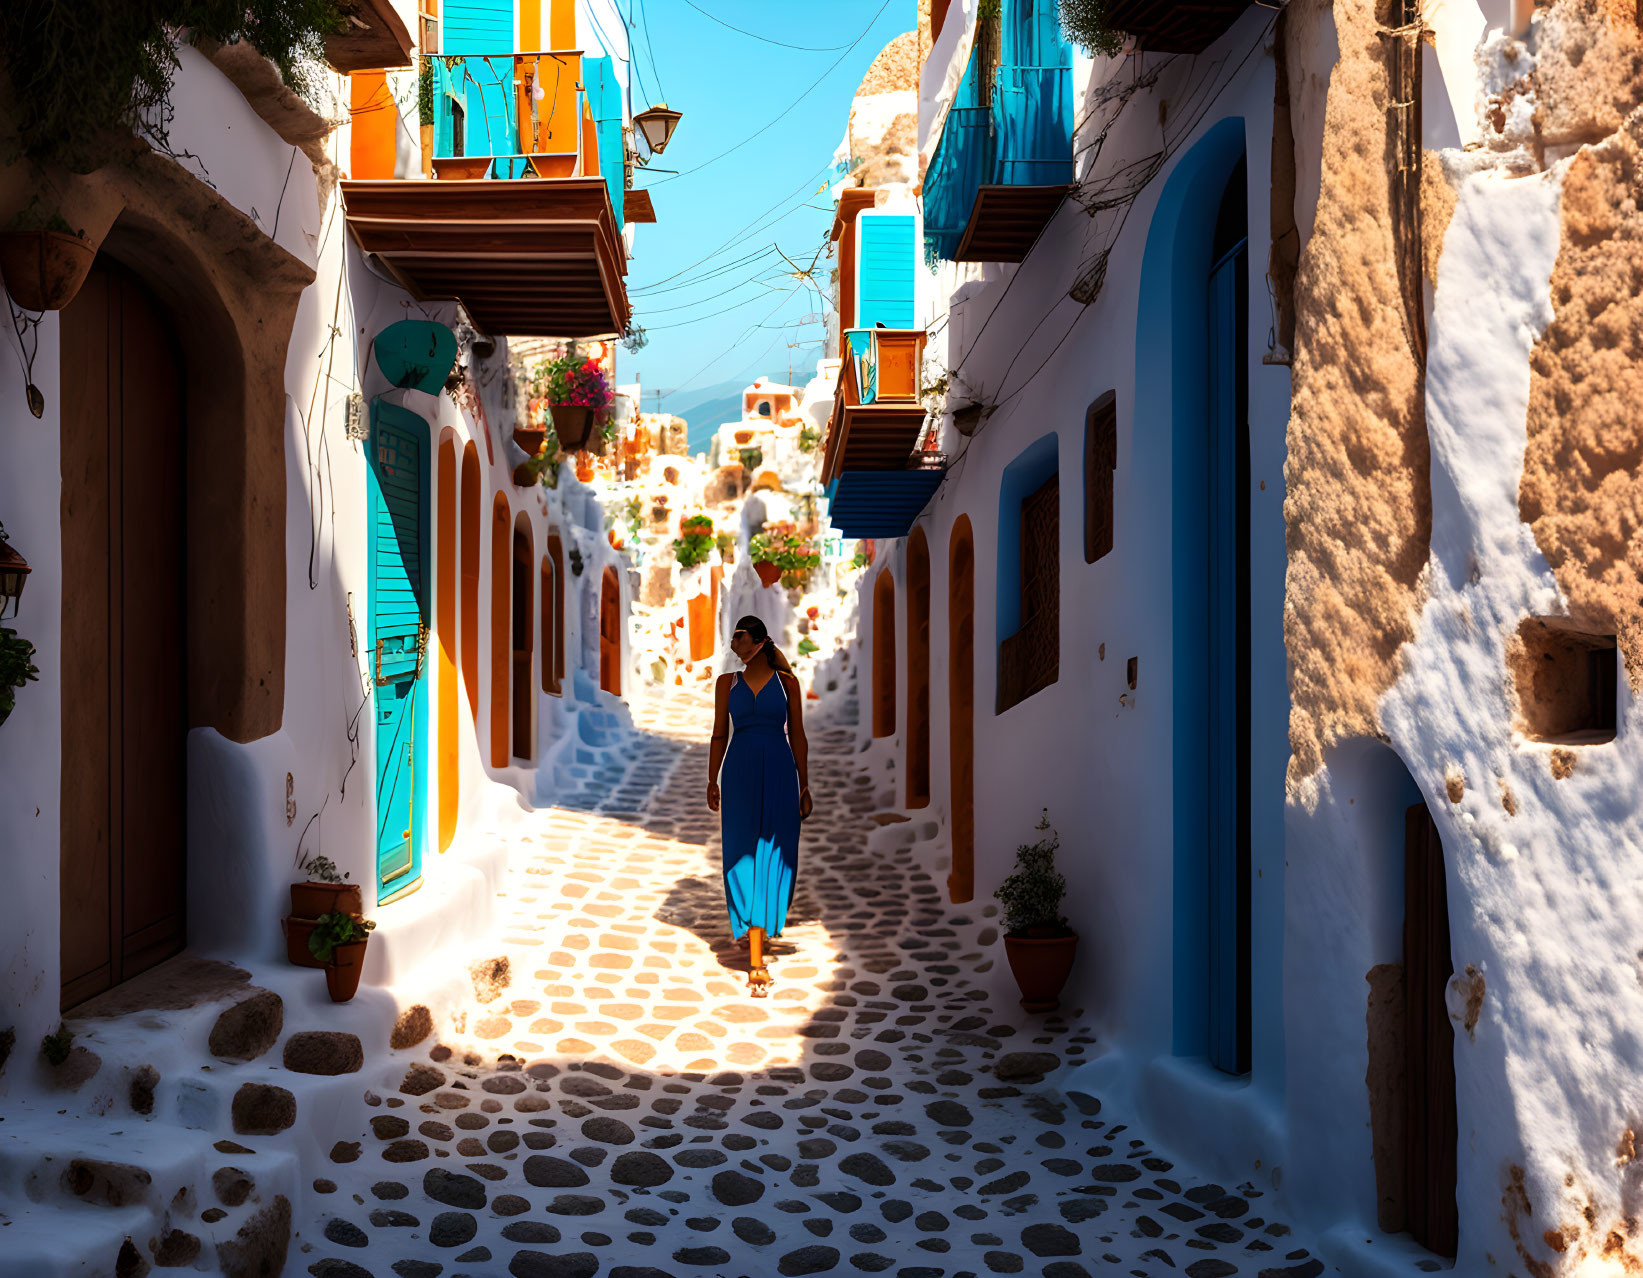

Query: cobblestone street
[302,685,1326,1278]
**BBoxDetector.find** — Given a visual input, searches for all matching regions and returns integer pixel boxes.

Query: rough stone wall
[1520,120,1643,687]
[1282,0,1431,783]
[849,32,920,188]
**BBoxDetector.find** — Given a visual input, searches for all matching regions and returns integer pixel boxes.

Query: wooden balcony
[324,0,413,72]
[955,184,1072,263]
[1105,0,1255,53]
[819,329,945,540]
[339,177,630,337]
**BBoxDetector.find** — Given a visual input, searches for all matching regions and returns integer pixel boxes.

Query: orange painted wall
[490,491,511,768]
[460,443,481,720]
[548,0,575,49]
[437,437,459,851]
[520,0,540,51]
[350,72,396,179]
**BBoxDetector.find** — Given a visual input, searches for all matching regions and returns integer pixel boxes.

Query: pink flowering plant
[535,354,614,415]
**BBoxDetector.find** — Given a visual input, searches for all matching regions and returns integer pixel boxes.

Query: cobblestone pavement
[301,686,1326,1278]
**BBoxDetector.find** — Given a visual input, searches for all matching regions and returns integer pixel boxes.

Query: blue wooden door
[369,402,431,899]
[1204,220,1250,1075]
[857,215,916,330]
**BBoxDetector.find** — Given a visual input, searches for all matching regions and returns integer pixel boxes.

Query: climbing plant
[0,0,349,172]
[0,625,38,728]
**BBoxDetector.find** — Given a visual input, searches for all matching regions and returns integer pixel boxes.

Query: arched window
[947,516,975,903]
[437,435,459,851]
[460,442,481,721]
[489,491,510,768]
[873,569,897,738]
[906,528,931,807]
[511,514,534,760]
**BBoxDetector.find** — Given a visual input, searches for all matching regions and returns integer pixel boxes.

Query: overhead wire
[644,0,893,187]
[679,0,866,52]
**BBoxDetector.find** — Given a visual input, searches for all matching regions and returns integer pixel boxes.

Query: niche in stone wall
[1509,617,1618,744]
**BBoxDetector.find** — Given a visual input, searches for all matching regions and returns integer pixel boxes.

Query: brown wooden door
[511,523,533,760]
[599,567,620,696]
[1404,802,1459,1257]
[60,260,188,1008]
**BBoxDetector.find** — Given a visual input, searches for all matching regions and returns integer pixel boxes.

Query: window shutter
[857,215,916,330]
[1085,392,1117,563]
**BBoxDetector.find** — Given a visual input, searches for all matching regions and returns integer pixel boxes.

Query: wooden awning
[340,178,630,337]
[956,185,1071,263]
[324,0,414,72]
[1105,0,1254,54]
[624,189,658,223]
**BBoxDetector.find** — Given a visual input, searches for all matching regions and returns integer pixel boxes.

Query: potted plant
[798,424,822,454]
[994,810,1078,1012]
[513,398,548,457]
[290,855,361,920]
[532,351,613,452]
[0,212,96,312]
[0,624,38,729]
[673,514,715,570]
[308,911,378,1003]
[716,531,736,564]
[738,446,764,472]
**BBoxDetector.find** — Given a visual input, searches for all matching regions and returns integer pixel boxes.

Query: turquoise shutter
[857,215,916,330]
[585,56,627,231]
[443,0,513,53]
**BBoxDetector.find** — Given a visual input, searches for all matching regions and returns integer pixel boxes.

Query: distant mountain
[658,379,748,458]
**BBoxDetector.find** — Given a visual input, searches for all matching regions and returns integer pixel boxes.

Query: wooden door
[599,566,621,695]
[511,520,533,760]
[368,402,430,898]
[1205,158,1251,1076]
[906,529,931,808]
[1404,802,1459,1256]
[60,260,188,1007]
[947,518,975,903]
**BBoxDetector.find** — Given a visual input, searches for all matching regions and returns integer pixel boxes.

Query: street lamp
[633,104,682,159]
[0,525,30,620]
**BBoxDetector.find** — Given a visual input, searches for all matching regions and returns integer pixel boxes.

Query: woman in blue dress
[707,615,813,996]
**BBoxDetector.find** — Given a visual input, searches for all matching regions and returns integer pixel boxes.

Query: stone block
[282,1031,363,1075]
[208,990,284,1062]
[231,1082,296,1135]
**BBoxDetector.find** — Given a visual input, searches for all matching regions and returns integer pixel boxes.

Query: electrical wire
[634,0,667,100]
[680,0,866,52]
[644,0,893,187]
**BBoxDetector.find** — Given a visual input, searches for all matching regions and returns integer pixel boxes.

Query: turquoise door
[368,401,431,899]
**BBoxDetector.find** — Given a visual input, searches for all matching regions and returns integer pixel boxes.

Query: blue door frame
[368,401,431,901]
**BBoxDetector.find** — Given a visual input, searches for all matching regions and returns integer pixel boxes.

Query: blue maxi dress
[720,671,801,939]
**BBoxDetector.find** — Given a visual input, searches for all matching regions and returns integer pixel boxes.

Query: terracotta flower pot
[735,430,754,445]
[282,916,325,969]
[291,881,362,919]
[0,230,96,311]
[550,403,595,451]
[755,560,782,588]
[1003,931,1079,1013]
[325,939,370,1002]
[512,426,546,456]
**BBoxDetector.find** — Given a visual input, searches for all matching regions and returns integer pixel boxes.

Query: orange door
[600,567,622,695]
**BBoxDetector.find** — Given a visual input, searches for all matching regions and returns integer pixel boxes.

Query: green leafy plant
[298,854,348,884]
[417,55,435,128]
[673,514,715,569]
[750,521,820,591]
[1058,0,1126,58]
[307,911,377,965]
[41,1022,74,1067]
[715,531,736,563]
[0,0,349,172]
[848,544,870,571]
[738,447,763,471]
[797,425,822,454]
[797,636,819,656]
[994,811,1071,937]
[0,626,39,727]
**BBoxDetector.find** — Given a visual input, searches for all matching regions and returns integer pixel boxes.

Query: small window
[1085,391,1116,563]
[999,473,1060,712]
[757,401,771,417]
[1512,618,1618,744]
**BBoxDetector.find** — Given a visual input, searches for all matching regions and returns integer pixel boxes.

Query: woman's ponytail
[764,639,794,675]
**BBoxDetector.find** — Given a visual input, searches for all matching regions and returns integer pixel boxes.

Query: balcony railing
[431,52,587,180]
[923,36,1073,262]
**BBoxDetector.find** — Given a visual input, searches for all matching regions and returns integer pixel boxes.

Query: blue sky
[616,0,911,412]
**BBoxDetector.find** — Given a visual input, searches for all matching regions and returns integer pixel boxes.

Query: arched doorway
[1141,117,1252,1075]
[540,556,556,693]
[489,491,510,767]
[873,570,897,738]
[906,528,932,807]
[436,435,458,852]
[460,442,481,720]
[599,566,622,695]
[947,518,975,903]
[512,514,534,760]
[59,259,187,1005]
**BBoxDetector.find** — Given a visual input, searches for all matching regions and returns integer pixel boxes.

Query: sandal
[747,966,772,998]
